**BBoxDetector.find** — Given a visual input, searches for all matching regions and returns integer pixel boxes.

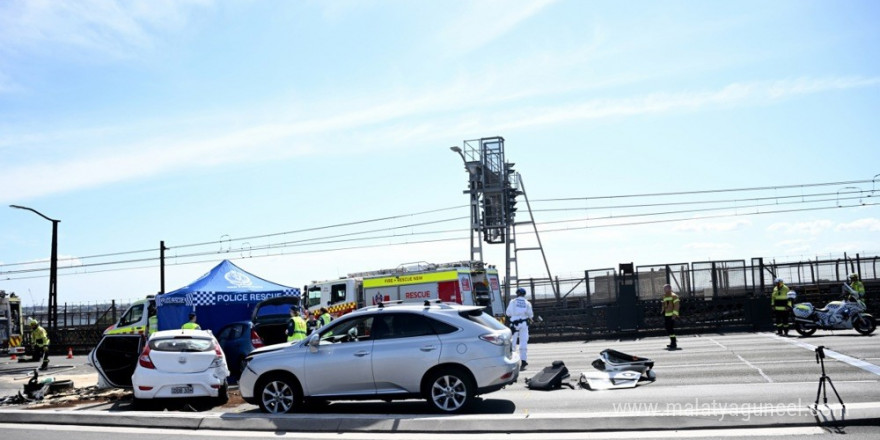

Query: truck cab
[304,278,364,319]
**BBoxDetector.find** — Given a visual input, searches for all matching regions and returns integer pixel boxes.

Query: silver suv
[239,301,519,413]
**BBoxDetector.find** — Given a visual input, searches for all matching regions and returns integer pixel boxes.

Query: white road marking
[707,337,773,383]
[762,333,880,376]
[0,423,827,439]
[736,354,774,383]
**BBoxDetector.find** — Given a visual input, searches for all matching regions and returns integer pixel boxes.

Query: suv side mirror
[308,334,320,352]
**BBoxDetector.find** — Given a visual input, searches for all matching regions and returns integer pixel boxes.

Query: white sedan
[131,329,229,408]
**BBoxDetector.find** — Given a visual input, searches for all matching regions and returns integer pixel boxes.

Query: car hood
[249,341,296,357]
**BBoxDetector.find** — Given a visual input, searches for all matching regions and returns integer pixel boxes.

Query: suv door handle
[354,350,370,357]
[420,345,438,352]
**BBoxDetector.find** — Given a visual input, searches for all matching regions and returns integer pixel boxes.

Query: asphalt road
[1,330,879,434]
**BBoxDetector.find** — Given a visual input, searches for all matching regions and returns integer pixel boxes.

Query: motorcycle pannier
[793,303,814,318]
[526,360,570,390]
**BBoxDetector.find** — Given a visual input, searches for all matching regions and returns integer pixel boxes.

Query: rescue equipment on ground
[579,349,656,390]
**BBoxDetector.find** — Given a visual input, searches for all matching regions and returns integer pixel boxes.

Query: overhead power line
[1,177,877,281]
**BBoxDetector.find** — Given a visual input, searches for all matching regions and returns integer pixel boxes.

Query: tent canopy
[156,260,299,334]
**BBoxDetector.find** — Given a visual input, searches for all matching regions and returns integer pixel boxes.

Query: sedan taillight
[251,329,264,348]
[210,342,225,368]
[138,346,155,369]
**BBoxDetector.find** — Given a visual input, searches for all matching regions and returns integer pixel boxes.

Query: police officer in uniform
[182,312,201,330]
[318,307,332,328]
[771,278,792,336]
[849,273,865,298]
[286,306,308,342]
[661,284,680,350]
[28,318,50,370]
[506,287,533,370]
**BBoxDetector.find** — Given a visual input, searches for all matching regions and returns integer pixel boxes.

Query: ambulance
[103,296,156,335]
[304,261,506,319]
[0,291,25,356]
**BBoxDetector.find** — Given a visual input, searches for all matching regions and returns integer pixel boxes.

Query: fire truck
[304,261,506,318]
[0,291,25,356]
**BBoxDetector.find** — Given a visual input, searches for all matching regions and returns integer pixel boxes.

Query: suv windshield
[459,309,506,331]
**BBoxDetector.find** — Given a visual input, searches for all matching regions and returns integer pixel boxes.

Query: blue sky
[2,0,879,306]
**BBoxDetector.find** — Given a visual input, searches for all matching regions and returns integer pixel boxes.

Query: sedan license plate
[171,385,194,395]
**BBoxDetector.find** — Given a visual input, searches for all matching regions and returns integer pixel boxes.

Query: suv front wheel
[425,368,474,413]
[257,374,301,414]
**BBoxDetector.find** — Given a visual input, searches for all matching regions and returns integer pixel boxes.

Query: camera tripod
[814,345,845,409]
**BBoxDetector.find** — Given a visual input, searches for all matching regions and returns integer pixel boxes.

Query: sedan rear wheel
[257,375,300,414]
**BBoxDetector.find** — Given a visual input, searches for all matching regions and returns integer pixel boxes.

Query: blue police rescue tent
[156,260,300,334]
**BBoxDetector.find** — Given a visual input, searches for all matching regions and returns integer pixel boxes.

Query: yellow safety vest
[182,322,201,330]
[772,284,791,311]
[288,317,307,341]
[148,315,158,335]
[662,294,680,317]
[33,326,50,348]
[851,281,865,296]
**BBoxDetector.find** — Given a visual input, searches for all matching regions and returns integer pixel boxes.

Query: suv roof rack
[362,299,458,311]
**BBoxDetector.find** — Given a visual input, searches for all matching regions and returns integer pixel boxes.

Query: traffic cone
[10,353,16,361]
[67,347,74,359]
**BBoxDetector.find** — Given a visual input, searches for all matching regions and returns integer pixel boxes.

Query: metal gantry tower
[451,137,557,303]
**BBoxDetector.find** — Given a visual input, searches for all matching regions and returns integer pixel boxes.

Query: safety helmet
[774,278,783,284]
[850,273,859,280]
[28,318,38,327]
[515,287,526,296]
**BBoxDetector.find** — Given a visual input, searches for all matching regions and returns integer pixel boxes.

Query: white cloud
[0,0,213,59]
[835,218,880,232]
[674,219,751,233]
[439,0,555,55]
[683,242,734,251]
[767,220,833,235]
[494,76,880,130]
[4,74,879,203]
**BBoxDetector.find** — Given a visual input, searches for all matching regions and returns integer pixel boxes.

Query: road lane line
[736,354,774,383]
[762,333,880,376]
[707,337,773,382]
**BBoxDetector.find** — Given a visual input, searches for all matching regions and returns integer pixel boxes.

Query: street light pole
[10,205,60,335]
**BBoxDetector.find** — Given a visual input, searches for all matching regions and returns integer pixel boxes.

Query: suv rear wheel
[257,374,301,414]
[425,368,474,413]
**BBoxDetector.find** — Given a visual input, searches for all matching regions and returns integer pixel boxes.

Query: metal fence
[521,254,879,342]
[17,254,879,350]
[22,300,133,354]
